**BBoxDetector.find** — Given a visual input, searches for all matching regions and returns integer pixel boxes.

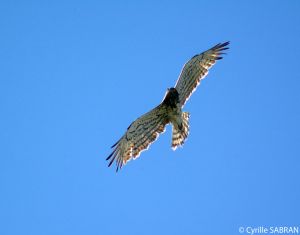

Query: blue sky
[1,1,300,235]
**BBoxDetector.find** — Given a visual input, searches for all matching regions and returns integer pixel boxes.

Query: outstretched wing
[106,104,169,172]
[175,41,229,107]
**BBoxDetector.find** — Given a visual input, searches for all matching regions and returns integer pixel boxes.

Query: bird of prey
[106,41,230,171]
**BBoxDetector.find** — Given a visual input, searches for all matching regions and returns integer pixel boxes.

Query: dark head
[162,87,180,108]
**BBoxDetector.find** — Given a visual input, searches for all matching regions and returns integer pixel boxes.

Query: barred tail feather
[172,112,190,150]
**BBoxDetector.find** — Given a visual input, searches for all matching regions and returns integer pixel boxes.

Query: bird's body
[161,88,189,149]
[161,88,182,135]
[106,42,230,171]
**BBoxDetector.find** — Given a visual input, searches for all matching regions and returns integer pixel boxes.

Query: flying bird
[106,41,230,171]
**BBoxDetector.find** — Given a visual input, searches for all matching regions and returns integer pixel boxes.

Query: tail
[172,112,190,150]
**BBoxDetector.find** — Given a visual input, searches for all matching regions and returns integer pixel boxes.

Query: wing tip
[213,41,230,51]
[106,152,113,161]
[212,41,230,59]
[111,139,121,148]
[219,41,230,47]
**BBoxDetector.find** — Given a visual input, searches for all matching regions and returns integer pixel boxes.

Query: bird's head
[162,87,180,107]
[167,87,179,97]
[167,87,176,92]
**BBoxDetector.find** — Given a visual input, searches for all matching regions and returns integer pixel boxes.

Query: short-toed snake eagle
[106,42,230,171]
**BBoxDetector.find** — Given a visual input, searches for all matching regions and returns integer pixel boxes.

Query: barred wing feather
[106,104,169,171]
[175,41,229,107]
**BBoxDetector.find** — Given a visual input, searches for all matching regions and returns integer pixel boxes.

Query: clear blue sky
[1,1,300,235]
